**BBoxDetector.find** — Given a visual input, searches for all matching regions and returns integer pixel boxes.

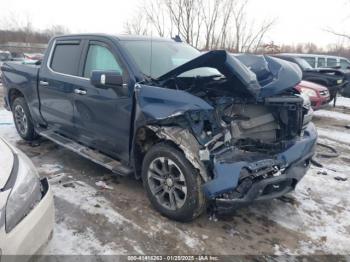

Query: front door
[73,40,132,162]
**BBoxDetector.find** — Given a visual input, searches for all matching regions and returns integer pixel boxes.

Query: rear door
[39,39,84,137]
[73,39,133,162]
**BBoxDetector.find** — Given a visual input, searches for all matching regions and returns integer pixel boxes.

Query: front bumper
[202,123,317,214]
[0,178,54,257]
[310,95,330,110]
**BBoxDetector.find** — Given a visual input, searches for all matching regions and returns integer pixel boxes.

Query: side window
[327,58,337,68]
[51,44,81,76]
[317,57,326,68]
[301,57,316,68]
[340,59,350,69]
[83,44,123,78]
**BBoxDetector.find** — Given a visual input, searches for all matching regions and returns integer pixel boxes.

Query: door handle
[74,88,87,95]
[39,80,49,86]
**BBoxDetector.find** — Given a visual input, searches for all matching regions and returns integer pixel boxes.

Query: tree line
[124,0,276,52]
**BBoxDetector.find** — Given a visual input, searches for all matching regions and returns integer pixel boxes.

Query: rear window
[327,58,337,68]
[50,43,81,76]
[340,59,350,69]
[317,57,326,67]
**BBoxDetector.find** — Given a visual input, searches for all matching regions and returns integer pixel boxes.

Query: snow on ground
[335,96,350,108]
[317,128,350,144]
[0,108,20,143]
[313,109,350,122]
[42,222,128,255]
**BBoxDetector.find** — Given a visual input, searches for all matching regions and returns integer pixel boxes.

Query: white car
[0,137,54,257]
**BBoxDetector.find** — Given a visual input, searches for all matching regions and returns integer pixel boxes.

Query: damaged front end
[133,51,317,214]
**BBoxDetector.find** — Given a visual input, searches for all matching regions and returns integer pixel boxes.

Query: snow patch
[313,109,350,122]
[41,222,127,255]
[317,128,350,144]
[335,96,350,109]
[38,164,64,174]
[0,108,20,143]
[50,176,149,233]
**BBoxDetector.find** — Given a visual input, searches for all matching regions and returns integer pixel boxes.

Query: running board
[39,130,133,176]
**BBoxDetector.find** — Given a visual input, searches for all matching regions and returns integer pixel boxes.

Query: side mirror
[90,70,123,88]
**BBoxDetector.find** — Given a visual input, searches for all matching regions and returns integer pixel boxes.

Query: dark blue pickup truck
[1,34,317,221]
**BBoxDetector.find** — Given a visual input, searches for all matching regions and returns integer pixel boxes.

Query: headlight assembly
[5,150,41,232]
[337,79,343,85]
[300,87,317,98]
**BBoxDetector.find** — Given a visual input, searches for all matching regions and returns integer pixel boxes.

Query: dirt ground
[1,84,350,260]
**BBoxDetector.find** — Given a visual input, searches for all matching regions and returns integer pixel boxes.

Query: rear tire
[142,142,206,222]
[12,97,38,141]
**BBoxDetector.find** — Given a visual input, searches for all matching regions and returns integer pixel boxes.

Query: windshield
[295,57,313,70]
[120,40,220,79]
[0,52,11,61]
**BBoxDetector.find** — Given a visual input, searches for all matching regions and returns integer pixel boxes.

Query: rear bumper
[203,123,317,214]
[1,178,54,257]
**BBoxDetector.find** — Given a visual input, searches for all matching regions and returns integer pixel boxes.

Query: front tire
[12,97,38,141]
[142,143,206,222]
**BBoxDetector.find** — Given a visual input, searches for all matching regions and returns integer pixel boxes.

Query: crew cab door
[39,40,84,137]
[73,39,132,162]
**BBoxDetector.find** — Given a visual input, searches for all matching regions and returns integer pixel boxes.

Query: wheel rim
[147,157,188,211]
[14,105,28,135]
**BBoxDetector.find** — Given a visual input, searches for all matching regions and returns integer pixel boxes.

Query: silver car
[0,137,54,258]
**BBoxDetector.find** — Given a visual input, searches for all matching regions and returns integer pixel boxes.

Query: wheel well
[8,88,24,109]
[133,127,182,179]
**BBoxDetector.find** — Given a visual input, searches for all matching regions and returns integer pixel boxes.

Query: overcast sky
[1,0,349,47]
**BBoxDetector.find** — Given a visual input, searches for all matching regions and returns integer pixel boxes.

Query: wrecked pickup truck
[1,34,317,221]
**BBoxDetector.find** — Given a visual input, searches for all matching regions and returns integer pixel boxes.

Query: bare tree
[143,0,170,37]
[228,0,276,52]
[123,0,276,52]
[124,14,150,36]
[165,0,202,47]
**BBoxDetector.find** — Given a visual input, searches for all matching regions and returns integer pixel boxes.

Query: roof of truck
[53,33,176,42]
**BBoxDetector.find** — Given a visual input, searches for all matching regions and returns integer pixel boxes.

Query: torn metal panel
[135,84,213,122]
[147,125,210,182]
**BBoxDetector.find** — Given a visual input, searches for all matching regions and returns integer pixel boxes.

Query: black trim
[1,154,18,192]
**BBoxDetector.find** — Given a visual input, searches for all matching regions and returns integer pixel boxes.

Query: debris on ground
[334,176,348,182]
[62,182,76,188]
[317,170,328,176]
[95,181,114,190]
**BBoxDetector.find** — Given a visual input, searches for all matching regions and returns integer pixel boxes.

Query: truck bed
[1,62,42,123]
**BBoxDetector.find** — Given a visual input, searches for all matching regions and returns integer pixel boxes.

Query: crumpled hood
[157,50,302,99]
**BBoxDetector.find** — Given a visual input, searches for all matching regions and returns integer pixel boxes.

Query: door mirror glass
[90,70,123,88]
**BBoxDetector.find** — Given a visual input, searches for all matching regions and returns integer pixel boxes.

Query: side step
[39,130,133,176]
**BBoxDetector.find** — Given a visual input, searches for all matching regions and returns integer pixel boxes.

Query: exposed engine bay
[154,74,312,157]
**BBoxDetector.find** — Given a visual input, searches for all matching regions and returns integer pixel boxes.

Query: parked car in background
[0,51,13,82]
[10,52,25,62]
[0,137,54,257]
[278,53,350,70]
[295,81,330,110]
[24,53,44,62]
[273,54,347,102]
[1,34,317,221]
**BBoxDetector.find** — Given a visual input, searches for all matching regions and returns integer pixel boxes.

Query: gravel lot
[1,84,350,259]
